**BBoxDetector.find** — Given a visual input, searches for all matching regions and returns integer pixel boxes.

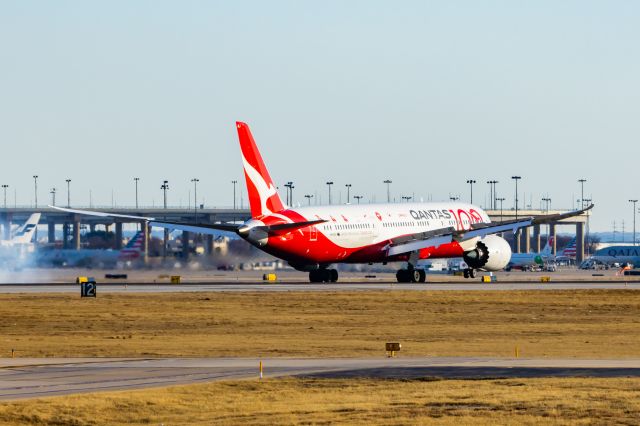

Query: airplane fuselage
[242,201,491,268]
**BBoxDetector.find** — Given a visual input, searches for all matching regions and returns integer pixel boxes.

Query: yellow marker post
[11,349,14,358]
[259,360,263,379]
[515,346,519,358]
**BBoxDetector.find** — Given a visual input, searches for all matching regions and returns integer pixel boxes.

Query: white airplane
[52,122,593,283]
[506,236,554,271]
[0,213,41,248]
[0,213,41,264]
[587,245,640,267]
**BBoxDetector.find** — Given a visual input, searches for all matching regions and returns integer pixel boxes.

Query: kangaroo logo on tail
[236,122,285,218]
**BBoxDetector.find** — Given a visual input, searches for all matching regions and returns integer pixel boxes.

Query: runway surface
[1,357,640,400]
[0,281,638,293]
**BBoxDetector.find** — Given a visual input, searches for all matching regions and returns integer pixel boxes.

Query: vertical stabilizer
[11,213,41,244]
[541,236,554,256]
[236,122,285,218]
[118,229,144,260]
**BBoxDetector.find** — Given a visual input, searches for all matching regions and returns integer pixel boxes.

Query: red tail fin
[236,122,285,218]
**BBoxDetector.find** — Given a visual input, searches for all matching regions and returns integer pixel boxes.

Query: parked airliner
[0,213,41,266]
[53,122,592,283]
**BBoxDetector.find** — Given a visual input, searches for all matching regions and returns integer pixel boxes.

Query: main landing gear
[463,268,477,279]
[309,268,338,283]
[396,268,426,283]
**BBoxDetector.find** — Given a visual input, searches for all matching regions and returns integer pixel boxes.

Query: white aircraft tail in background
[0,213,41,247]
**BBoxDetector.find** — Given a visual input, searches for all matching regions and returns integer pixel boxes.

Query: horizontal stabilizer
[256,219,327,236]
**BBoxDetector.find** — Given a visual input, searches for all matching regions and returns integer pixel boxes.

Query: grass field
[1,377,639,425]
[0,289,638,358]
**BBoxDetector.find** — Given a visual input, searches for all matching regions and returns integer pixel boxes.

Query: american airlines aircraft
[37,229,145,268]
[54,122,592,283]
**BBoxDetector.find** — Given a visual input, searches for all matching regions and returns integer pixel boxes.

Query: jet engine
[463,235,512,271]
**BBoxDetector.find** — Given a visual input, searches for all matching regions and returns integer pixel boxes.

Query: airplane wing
[49,206,325,236]
[149,220,242,235]
[149,219,327,236]
[50,206,242,235]
[387,204,593,257]
[49,206,155,221]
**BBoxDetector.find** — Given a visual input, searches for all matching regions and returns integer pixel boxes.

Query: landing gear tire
[309,269,339,283]
[309,270,322,283]
[396,269,425,283]
[396,269,411,283]
[463,268,476,279]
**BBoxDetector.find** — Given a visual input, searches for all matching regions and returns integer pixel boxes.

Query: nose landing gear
[463,268,477,279]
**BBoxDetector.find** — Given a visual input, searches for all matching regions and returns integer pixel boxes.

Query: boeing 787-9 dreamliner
[54,122,592,283]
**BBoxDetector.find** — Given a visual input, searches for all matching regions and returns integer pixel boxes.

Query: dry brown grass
[1,377,640,425]
[0,290,639,358]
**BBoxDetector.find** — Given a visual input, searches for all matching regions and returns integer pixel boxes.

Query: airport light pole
[1,185,7,209]
[578,179,587,209]
[33,175,38,208]
[65,179,71,207]
[284,182,294,206]
[231,180,237,210]
[583,197,592,255]
[326,181,334,204]
[511,176,521,219]
[161,180,169,258]
[191,178,199,221]
[134,177,140,209]
[50,188,56,207]
[466,179,476,204]
[345,184,352,204]
[497,197,506,223]
[354,195,363,204]
[541,197,552,244]
[161,180,169,209]
[630,199,638,246]
[487,180,498,209]
[304,194,313,205]
[383,180,392,203]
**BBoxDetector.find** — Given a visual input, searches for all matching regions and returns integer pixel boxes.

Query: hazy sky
[1,1,639,231]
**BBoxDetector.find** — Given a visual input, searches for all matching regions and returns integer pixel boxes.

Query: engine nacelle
[463,235,512,271]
